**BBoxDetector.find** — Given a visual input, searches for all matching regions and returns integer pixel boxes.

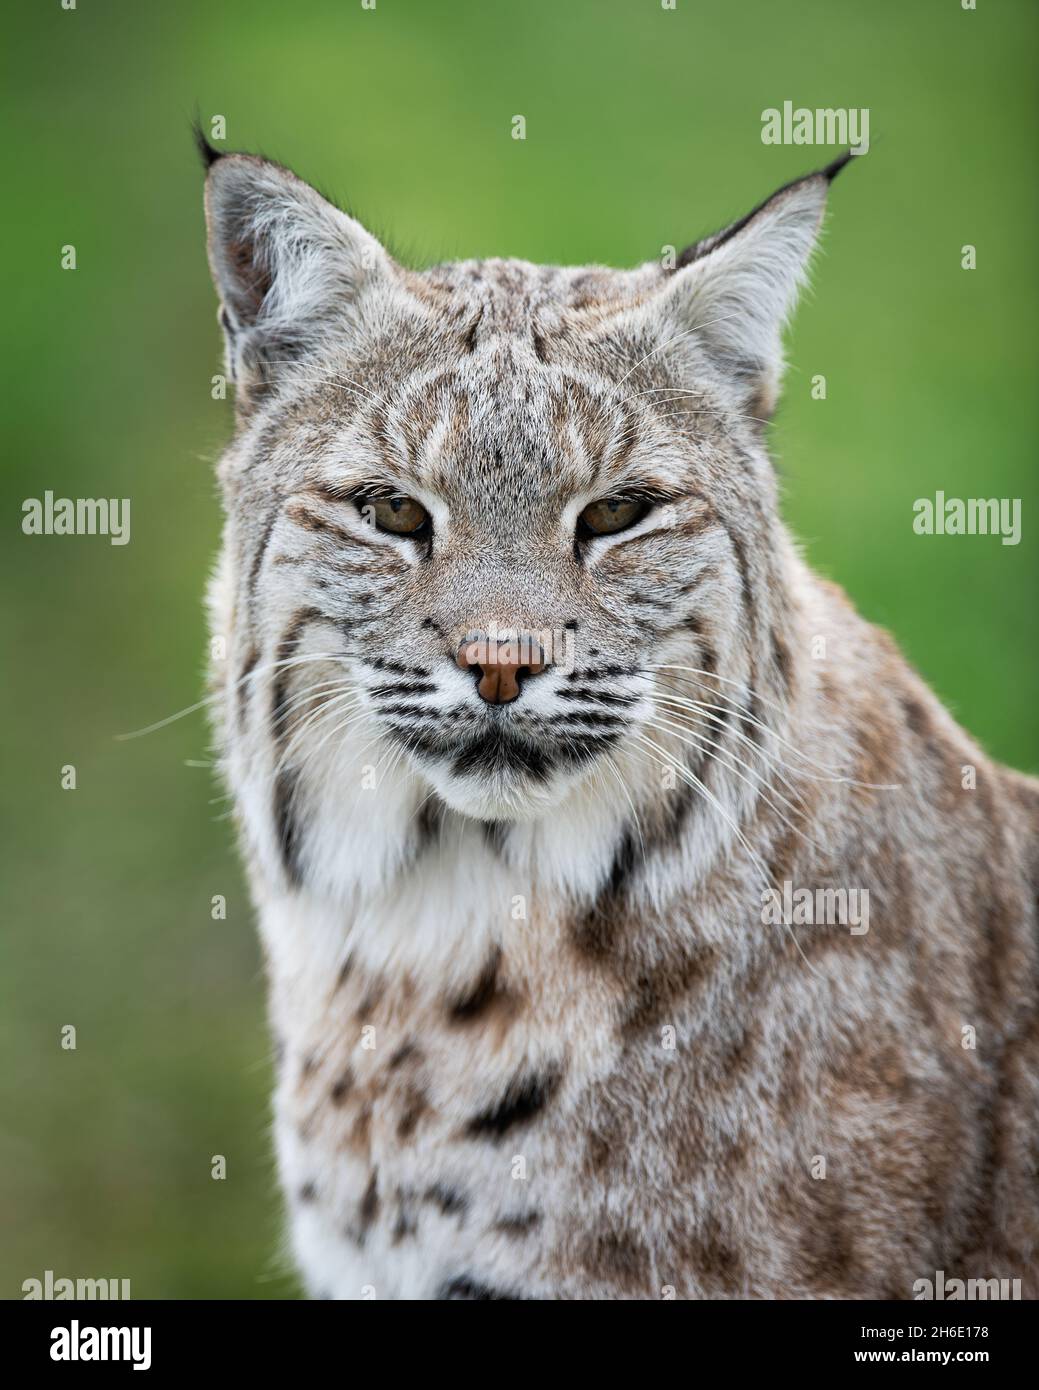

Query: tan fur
[199,144,1038,1299]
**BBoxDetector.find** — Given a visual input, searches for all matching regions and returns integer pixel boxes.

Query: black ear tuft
[192,119,223,170]
[672,152,856,272]
[820,149,855,183]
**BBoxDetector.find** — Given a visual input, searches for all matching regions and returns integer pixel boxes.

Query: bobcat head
[202,135,849,841]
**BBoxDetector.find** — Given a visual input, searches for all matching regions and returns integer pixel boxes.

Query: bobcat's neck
[246,584,832,1009]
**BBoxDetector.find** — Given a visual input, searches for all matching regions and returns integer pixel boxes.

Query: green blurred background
[2,0,1036,1298]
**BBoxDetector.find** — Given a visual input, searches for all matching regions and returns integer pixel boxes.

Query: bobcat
[198,135,1039,1300]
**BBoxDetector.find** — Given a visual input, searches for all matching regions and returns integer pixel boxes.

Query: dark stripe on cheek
[273,768,303,886]
[237,646,260,728]
[369,681,438,698]
[714,510,754,628]
[552,710,628,729]
[557,686,637,708]
[249,504,281,601]
[285,501,358,548]
[270,607,324,738]
[364,656,432,677]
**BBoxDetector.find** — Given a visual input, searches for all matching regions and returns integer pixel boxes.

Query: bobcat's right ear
[199,135,391,412]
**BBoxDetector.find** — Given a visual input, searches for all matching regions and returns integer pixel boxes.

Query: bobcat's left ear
[198,130,392,413]
[650,153,852,419]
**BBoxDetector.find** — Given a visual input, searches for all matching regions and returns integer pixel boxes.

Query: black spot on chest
[447,947,508,1023]
[465,1066,562,1141]
[438,1275,526,1300]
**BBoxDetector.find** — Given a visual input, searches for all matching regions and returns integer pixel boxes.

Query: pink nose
[456,632,547,704]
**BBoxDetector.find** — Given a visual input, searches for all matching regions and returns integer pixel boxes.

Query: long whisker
[273,679,360,726]
[642,666,888,786]
[115,652,348,741]
[645,708,812,821]
[637,667,839,774]
[643,668,900,790]
[649,692,844,792]
[276,690,365,768]
[661,406,773,429]
[642,713,824,857]
[632,732,771,890]
[284,703,374,780]
[647,662,799,724]
[633,733,821,979]
[602,751,648,865]
[279,688,368,757]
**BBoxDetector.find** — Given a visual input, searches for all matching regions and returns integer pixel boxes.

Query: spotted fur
[200,141,1039,1299]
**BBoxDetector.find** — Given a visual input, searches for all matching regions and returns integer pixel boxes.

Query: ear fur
[199,139,391,411]
[648,154,852,418]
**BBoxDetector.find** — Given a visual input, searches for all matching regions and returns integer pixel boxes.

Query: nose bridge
[438,546,562,642]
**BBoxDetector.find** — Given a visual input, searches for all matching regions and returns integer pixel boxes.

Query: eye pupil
[356,493,430,537]
[578,496,650,537]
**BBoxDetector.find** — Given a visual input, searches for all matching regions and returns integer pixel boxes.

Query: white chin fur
[417,760,574,823]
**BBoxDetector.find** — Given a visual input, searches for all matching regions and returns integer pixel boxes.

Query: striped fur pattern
[201,145,1039,1299]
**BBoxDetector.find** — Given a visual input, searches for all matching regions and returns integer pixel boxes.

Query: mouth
[448,727,556,782]
[409,718,620,776]
[394,717,623,820]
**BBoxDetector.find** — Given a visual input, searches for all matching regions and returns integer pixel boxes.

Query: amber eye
[358,495,430,535]
[578,497,650,537]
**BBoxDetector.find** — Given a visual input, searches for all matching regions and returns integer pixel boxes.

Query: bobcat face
[246,336,747,823]
[204,141,847,833]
